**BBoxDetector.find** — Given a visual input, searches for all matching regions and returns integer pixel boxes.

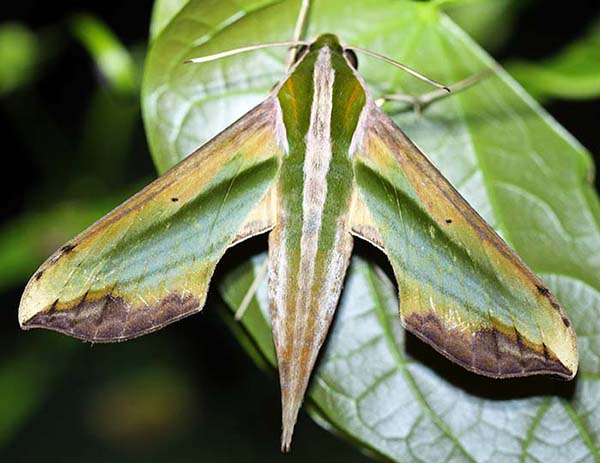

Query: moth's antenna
[346,46,450,92]
[286,0,311,69]
[185,41,310,64]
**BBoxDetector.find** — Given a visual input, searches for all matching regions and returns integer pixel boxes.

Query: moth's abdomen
[267,34,370,449]
[268,205,353,452]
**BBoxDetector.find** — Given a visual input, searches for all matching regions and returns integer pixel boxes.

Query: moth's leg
[286,0,311,70]
[375,69,493,115]
[234,258,269,321]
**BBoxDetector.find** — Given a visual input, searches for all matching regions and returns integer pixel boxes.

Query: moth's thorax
[276,39,367,159]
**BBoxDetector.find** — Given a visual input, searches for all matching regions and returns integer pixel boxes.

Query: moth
[19,0,578,452]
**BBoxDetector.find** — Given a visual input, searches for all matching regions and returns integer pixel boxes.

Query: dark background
[1,1,599,462]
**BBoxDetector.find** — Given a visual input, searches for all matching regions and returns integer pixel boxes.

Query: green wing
[19,98,283,341]
[351,103,578,379]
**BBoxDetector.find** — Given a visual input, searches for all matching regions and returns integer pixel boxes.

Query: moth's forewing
[19,98,284,342]
[350,103,578,379]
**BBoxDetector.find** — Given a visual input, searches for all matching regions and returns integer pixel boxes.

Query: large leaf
[142,0,600,461]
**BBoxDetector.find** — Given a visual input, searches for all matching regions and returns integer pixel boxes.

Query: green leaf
[506,16,600,100]
[150,0,189,41]
[71,14,139,98]
[85,366,195,447]
[0,335,78,447]
[77,87,141,188]
[0,22,39,96]
[143,0,600,460]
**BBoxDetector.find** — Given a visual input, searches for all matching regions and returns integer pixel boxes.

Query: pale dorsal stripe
[295,46,335,321]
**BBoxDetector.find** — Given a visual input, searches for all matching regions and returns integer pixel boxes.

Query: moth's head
[293,33,358,69]
[311,33,343,52]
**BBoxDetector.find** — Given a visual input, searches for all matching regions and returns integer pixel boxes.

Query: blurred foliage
[1,0,600,461]
[71,14,138,98]
[85,366,195,448]
[71,14,143,182]
[507,16,600,100]
[443,0,524,51]
[78,89,142,187]
[0,23,39,95]
[0,335,76,447]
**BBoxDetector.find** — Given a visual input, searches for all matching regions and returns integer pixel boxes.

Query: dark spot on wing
[34,270,44,281]
[562,316,571,328]
[171,197,179,202]
[445,219,452,224]
[536,285,551,297]
[534,285,566,315]
[60,244,77,255]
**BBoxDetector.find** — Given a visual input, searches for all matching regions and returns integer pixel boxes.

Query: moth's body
[19,33,578,452]
[270,36,365,445]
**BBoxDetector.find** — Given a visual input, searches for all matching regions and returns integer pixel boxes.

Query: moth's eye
[293,45,308,64]
[344,49,358,69]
